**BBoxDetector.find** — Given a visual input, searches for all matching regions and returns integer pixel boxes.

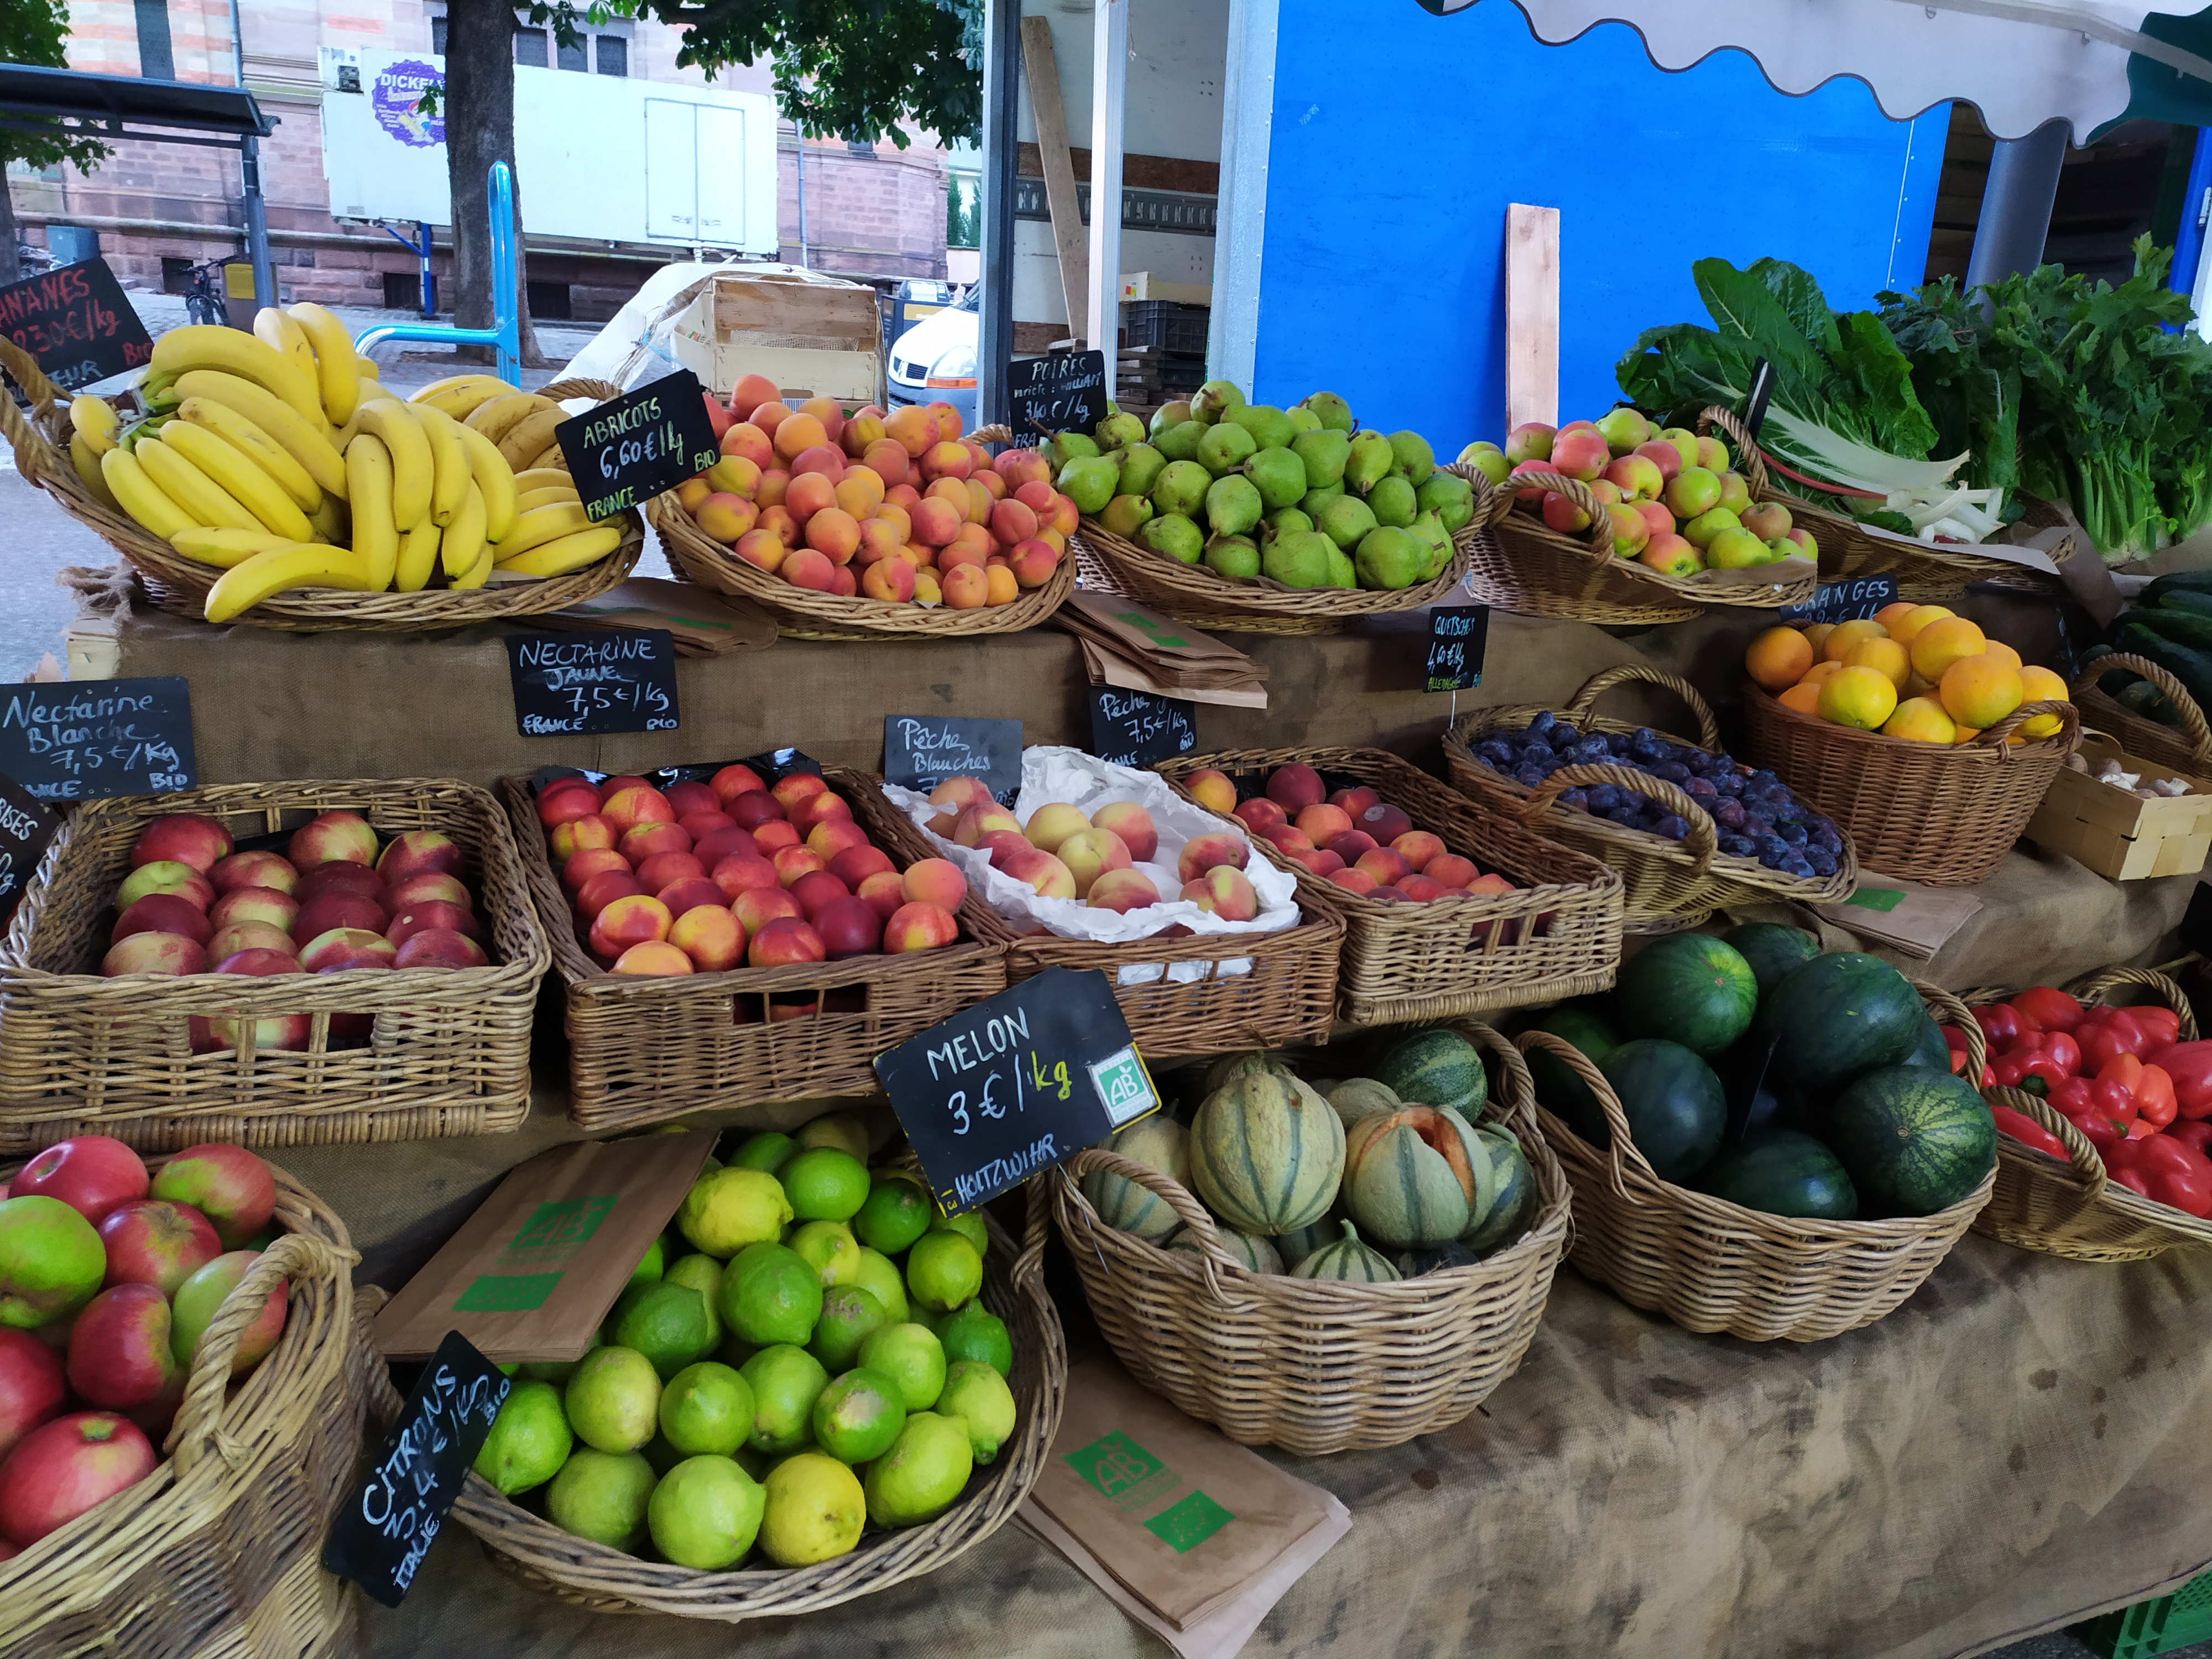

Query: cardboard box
[669,267,880,404]
[2027,733,2212,880]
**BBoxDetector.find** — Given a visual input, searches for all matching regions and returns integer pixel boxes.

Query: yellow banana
[285,302,363,427]
[526,442,569,473]
[100,448,192,538]
[171,370,346,498]
[71,435,121,510]
[451,535,494,589]
[514,467,576,495]
[352,399,432,531]
[406,401,471,526]
[149,325,323,429]
[441,482,487,578]
[455,421,518,543]
[160,420,314,542]
[463,392,548,445]
[494,523,624,577]
[253,307,319,397]
[346,433,399,591]
[307,493,349,544]
[355,354,381,380]
[498,408,568,471]
[70,395,118,455]
[492,501,594,561]
[517,485,581,514]
[175,396,320,513]
[204,542,379,623]
[135,437,261,533]
[170,527,294,568]
[410,373,515,420]
[394,519,441,593]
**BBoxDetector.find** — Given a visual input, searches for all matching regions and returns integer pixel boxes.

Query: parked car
[887,284,978,429]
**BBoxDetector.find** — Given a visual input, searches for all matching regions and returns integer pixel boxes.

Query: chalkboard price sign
[1780,573,1899,625]
[322,1330,510,1608]
[507,629,680,737]
[1087,687,1196,769]
[1424,605,1491,693]
[0,677,196,802]
[883,715,1022,804]
[555,368,722,521]
[0,259,154,392]
[874,967,1159,1214]
[0,774,59,927]
[1008,351,1109,441]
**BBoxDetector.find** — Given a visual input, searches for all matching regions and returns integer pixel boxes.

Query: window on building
[135,0,174,80]
[513,28,547,66]
[556,32,587,71]
[431,14,446,54]
[946,170,980,251]
[594,34,627,76]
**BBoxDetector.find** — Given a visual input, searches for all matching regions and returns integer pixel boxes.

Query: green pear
[1416,471,1475,533]
[1100,493,1154,539]
[1117,442,1167,498]
[1142,512,1204,564]
[1326,549,1358,588]
[1343,430,1393,493]
[1152,460,1212,518]
[1192,380,1246,425]
[1095,411,1146,452]
[1355,526,1427,590]
[1290,430,1349,489]
[1058,456,1120,517]
[1225,404,1295,451]
[1046,432,1099,470]
[1366,475,1418,529]
[1456,441,1510,487]
[1156,421,1204,462]
[1286,406,1322,434]
[1408,510,1452,581]
[1314,494,1378,551]
[1196,421,1257,478]
[1244,447,1308,510]
[1204,473,1264,538]
[1262,530,1334,589]
[1264,507,1313,541]
[1299,391,1354,432]
[1302,483,1345,517]
[1149,400,1194,439]
[1203,534,1260,581]
[1387,430,1436,483]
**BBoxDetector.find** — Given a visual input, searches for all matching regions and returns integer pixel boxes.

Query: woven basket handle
[971,423,1013,446]
[535,377,623,404]
[2072,653,2212,769]
[1986,1082,2110,1200]
[1565,662,1725,752]
[166,1229,355,1473]
[1695,405,1771,497]
[1969,700,2079,758]
[0,336,65,486]
[1514,1029,1652,1200]
[1443,461,1519,529]
[1913,980,1988,1083]
[1064,1148,1257,1310]
[1521,761,1719,877]
[1465,1021,1546,1144]
[2067,965,2200,1041]
[1505,468,1611,560]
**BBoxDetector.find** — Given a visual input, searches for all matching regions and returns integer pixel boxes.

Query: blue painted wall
[1249,2,1948,453]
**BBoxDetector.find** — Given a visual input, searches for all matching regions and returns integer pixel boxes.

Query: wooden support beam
[1020,18,1088,339]
[1505,202,1560,434]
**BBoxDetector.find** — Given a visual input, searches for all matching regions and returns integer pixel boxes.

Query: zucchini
[2114,623,2212,711]
[2140,571,2212,603]
[2159,590,2212,620]
[2128,607,2212,655]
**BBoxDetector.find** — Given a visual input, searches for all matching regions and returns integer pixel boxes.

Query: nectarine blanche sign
[505,629,680,737]
[0,676,195,801]
[556,368,722,521]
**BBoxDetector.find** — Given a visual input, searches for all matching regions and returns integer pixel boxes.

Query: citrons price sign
[874,966,1160,1215]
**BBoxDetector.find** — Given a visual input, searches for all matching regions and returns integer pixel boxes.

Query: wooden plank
[1015,144,1220,196]
[1504,203,1559,435]
[1020,17,1089,338]
[712,278,876,338]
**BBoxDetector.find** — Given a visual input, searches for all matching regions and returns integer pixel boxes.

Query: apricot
[831,468,883,517]
[871,503,912,542]
[719,422,773,469]
[1014,479,1056,514]
[706,455,762,498]
[959,478,992,525]
[729,375,780,421]
[997,448,1051,488]
[750,400,793,437]
[1010,540,1061,588]
[911,498,962,547]
[885,482,922,510]
[773,412,828,461]
[885,405,936,457]
[863,438,911,487]
[972,468,1006,502]
[983,565,1019,606]
[989,498,1039,546]
[733,529,787,573]
[1090,801,1158,863]
[790,443,846,481]
[758,504,800,544]
[921,441,972,483]
[676,476,712,513]
[782,547,836,591]
[844,411,887,457]
[941,564,988,609]
[756,469,790,507]
[862,560,916,602]
[805,507,862,564]
[928,401,963,441]
[829,566,856,597]
[912,568,942,606]
[786,472,837,521]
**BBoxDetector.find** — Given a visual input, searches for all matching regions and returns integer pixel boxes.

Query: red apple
[286,810,379,869]
[66,1284,178,1411]
[385,872,471,912]
[129,815,232,875]
[10,1138,147,1228]
[374,830,463,886]
[98,1200,221,1299]
[149,1144,276,1250]
[207,851,298,898]
[170,1251,284,1378]
[115,862,215,915]
[392,929,487,969]
[100,932,207,978]
[206,951,309,1053]
[111,893,212,949]
[0,1412,155,1545]
[296,928,397,973]
[291,892,384,947]
[208,886,299,937]
[295,862,384,904]
[0,1329,65,1463]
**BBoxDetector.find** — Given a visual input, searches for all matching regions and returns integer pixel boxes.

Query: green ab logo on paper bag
[1068,1430,1235,1553]
[451,1194,622,1313]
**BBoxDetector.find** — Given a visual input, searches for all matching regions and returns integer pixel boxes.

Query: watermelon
[1613,933,1759,1057]
[1167,1225,1282,1274]
[1525,1006,1617,1134]
[1900,1015,1953,1073]
[1288,1220,1400,1283]
[1824,1065,1995,1216]
[1723,922,1822,998]
[1270,1214,1339,1271]
[1082,1117,1191,1240]
[1369,1027,1487,1119]
[1395,1241,1479,1276]
[1591,1039,1726,1183]
[1759,952,1928,1091]
[1323,1078,1402,1130]
[1461,1126,1536,1254]
[1698,1130,1858,1219]
[1187,1059,1345,1234]
[1341,1105,1496,1248]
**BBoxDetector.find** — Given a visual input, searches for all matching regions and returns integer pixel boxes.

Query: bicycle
[182,258,229,326]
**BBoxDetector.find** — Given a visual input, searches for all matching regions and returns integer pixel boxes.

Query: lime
[546,1448,657,1552]
[937,1303,1014,1378]
[857,1322,946,1412]
[905,1230,982,1313]
[729,1131,797,1173]
[472,1380,572,1495]
[566,1345,661,1453]
[808,1285,889,1373]
[738,1344,829,1454]
[716,1241,824,1347]
[853,1174,931,1255]
[852,1247,910,1323]
[608,1282,716,1381]
[758,1452,865,1566]
[863,1411,973,1528]
[649,1454,765,1569]
[780,1148,870,1222]
[641,1431,688,1477]
[497,1363,517,1376]
[795,1111,870,1160]
[628,1235,664,1288]
[678,1167,793,1258]
[930,1211,989,1258]
[937,1361,1018,1465]
[516,1329,599,1386]
[789,1219,860,1286]
[811,1366,907,1464]
[659,1359,754,1457]
[663,1253,725,1349]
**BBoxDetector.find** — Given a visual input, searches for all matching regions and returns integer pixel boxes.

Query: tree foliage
[0,0,109,171]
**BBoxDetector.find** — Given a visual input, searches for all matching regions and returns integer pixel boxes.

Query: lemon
[936,1302,1013,1378]
[931,1211,989,1259]
[808,1285,890,1373]
[854,1173,932,1255]
[906,1229,983,1313]
[857,1322,946,1412]
[739,1344,830,1454]
[789,1219,860,1286]
[758,1452,865,1567]
[679,1167,793,1258]
[937,1361,1018,1465]
[663,1253,724,1349]
[729,1131,798,1173]
[648,1454,765,1569]
[863,1411,973,1528]
[607,1281,716,1382]
[717,1241,824,1347]
[659,1359,754,1457]
[795,1111,871,1160]
[565,1345,661,1454]
[779,1147,871,1222]
[811,1365,907,1464]
[852,1247,910,1323]
[472,1380,571,1495]
[547,1448,657,1552]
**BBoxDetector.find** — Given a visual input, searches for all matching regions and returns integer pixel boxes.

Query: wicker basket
[0,342,643,632]
[1152,746,1624,1026]
[500,765,1007,1130]
[1054,1022,1570,1454]
[451,1186,1065,1620]
[1514,985,1994,1342]
[0,778,549,1152]
[1739,677,2080,885]
[0,1154,375,1659]
[1964,968,2212,1261]
[2073,652,2212,780]
[1444,665,1858,927]
[1452,466,1700,625]
[860,778,1344,1061]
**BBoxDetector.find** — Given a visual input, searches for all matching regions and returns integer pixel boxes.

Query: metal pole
[353,162,518,383]
[1085,0,1128,355]
[978,0,1019,427]
[241,134,275,309]
[795,131,808,267]
[1964,118,2069,291]
[419,221,435,317]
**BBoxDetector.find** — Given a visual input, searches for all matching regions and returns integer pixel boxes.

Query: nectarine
[550,815,616,863]
[1023,802,1090,855]
[1176,832,1250,886]
[771,846,826,888]
[576,872,645,919]
[564,847,631,893]
[1182,770,1237,816]
[748,917,826,967]
[709,763,768,802]
[857,869,907,921]
[1087,869,1160,914]
[1181,866,1259,921]
[732,886,801,936]
[711,854,781,902]
[790,869,853,920]
[669,907,743,971]
[619,822,691,864]
[1264,765,1324,813]
[1056,828,1131,898]
[636,851,707,893]
[883,901,958,952]
[1089,802,1157,863]
[613,942,695,977]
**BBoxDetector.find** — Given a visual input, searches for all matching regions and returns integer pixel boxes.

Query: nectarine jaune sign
[556,368,722,520]
[505,629,680,736]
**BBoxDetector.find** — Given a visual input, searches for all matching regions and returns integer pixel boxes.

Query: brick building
[15,0,967,323]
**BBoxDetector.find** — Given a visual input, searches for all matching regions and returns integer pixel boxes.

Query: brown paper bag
[372,1130,717,1362]
[1814,871,1984,958]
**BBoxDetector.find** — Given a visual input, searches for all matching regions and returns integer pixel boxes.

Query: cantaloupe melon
[1081,1115,1191,1241]
[1188,1058,1344,1234]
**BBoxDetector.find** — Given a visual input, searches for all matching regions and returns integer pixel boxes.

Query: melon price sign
[1088,687,1196,769]
[506,628,680,736]
[874,966,1160,1215]
[0,258,153,391]
[1780,573,1898,625]
[1008,351,1109,440]
[555,368,722,521]
[0,677,196,802]
[1424,604,1490,692]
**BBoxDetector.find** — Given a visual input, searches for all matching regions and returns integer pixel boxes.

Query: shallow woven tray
[1515,985,1994,1342]
[1739,677,2079,886]
[500,765,1007,1130]
[2073,652,2212,779]
[1444,664,1858,926]
[1053,1021,1571,1454]
[450,1188,1064,1620]
[0,341,643,632]
[0,1154,373,1659]
[1964,968,2212,1261]
[0,778,549,1151]
[1152,745,1624,1026]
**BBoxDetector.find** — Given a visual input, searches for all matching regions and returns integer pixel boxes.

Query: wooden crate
[2027,734,2212,880]
[669,268,881,403]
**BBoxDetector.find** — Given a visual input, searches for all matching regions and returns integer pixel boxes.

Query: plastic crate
[1127,299,1209,354]
[2076,1571,2212,1658]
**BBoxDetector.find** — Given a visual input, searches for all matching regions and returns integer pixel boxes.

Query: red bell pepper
[2076,1008,2148,1073]
[1992,1104,2068,1160]
[2132,1006,2182,1048]
[2146,1041,2212,1120]
[2115,1167,2156,1200]
[1994,1032,2080,1093]
[2121,1134,2212,1217]
[2168,1120,2212,1157]
[2013,986,2085,1032]
[1972,1003,2027,1050]
[2133,1062,2177,1131]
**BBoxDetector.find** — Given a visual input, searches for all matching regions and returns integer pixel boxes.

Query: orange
[1797,660,1844,693]
[1777,681,1824,716]
[1843,637,1910,690]
[1802,622,1838,659]
[1817,664,1899,731]
[1822,618,1888,663]
[1888,604,1953,648]
[1745,627,1814,692]
[1937,653,2023,729]
[1872,601,1921,632]
[1980,639,2022,671]
[1881,696,1957,745]
[2015,665,2070,739]
[1909,616,1987,681]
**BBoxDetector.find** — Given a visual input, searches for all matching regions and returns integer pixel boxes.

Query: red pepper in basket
[2016,1036,2080,1095]
[2146,1041,2212,1120]
[2013,987,2085,1032]
[1973,1004,2027,1050]
[2132,1006,2182,1048]
[2076,1009,2148,1073]
[2124,1135,2212,1218]
[2129,1061,2177,1131]
[1992,1104,2069,1160]
[2169,1121,2212,1157]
